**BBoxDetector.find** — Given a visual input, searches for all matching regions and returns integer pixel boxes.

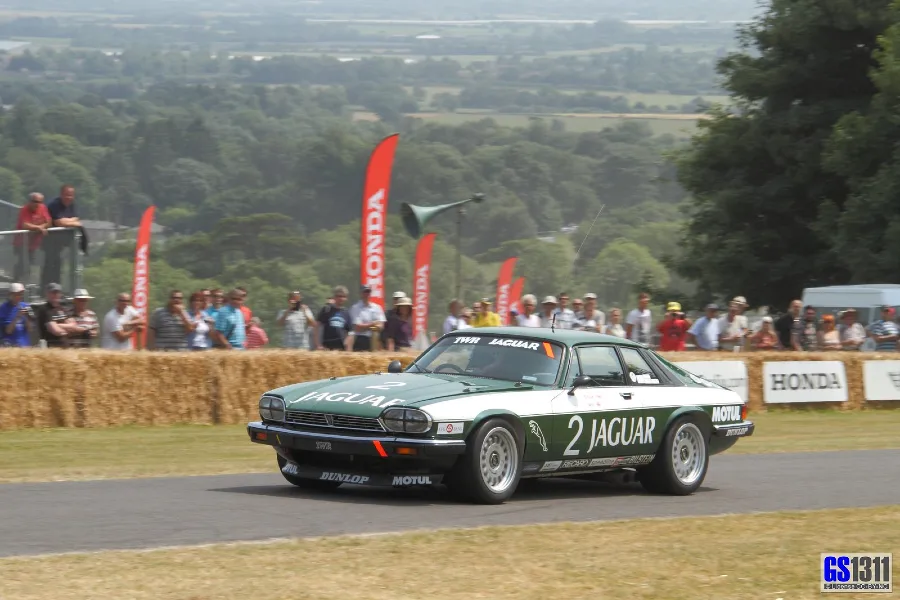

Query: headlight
[259,396,285,422]
[380,408,432,434]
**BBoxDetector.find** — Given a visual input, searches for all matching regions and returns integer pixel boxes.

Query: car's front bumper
[248,421,467,487]
[247,421,467,458]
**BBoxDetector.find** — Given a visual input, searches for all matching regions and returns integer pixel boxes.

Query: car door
[614,346,676,457]
[549,344,650,468]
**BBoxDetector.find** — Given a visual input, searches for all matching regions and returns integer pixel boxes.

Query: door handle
[620,392,633,399]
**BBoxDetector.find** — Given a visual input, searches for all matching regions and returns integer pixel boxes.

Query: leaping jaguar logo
[528,420,548,452]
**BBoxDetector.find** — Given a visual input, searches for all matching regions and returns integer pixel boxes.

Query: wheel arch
[663,406,713,439]
[470,409,527,450]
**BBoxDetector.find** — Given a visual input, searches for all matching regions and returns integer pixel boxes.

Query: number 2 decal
[563,415,583,456]
[365,381,407,390]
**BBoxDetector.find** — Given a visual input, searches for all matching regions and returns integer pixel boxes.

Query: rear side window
[574,346,626,386]
[619,347,662,385]
[650,351,721,388]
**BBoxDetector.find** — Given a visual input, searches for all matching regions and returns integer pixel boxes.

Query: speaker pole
[456,204,464,303]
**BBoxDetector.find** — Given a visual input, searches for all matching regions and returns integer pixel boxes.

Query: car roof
[447,327,647,349]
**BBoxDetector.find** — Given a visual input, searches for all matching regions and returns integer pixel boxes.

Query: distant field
[408,85,730,107]
[354,110,703,135]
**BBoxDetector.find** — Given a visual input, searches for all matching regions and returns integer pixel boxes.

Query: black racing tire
[445,418,523,504]
[638,415,709,495]
[276,454,342,490]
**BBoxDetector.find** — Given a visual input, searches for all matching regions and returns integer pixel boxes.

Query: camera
[291,301,301,311]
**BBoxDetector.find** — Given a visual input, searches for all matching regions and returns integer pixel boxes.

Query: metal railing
[0,227,84,300]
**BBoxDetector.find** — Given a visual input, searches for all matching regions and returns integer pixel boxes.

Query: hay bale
[3,348,898,431]
[80,350,214,427]
[0,348,81,429]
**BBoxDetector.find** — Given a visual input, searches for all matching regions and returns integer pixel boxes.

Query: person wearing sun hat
[471,297,501,327]
[384,296,413,351]
[657,301,690,351]
[68,288,99,348]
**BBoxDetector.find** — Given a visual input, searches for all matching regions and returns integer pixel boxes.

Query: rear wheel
[276,454,342,490]
[639,416,709,495]
[446,418,523,504]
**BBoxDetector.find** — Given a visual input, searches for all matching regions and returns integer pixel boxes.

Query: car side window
[619,347,662,385]
[574,346,626,386]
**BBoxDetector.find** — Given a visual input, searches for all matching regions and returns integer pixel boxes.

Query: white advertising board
[674,361,749,404]
[862,360,900,401]
[763,361,848,404]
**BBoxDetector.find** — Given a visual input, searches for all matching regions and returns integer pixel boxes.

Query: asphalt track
[1,449,897,558]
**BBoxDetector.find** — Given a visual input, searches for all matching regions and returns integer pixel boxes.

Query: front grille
[284,410,385,432]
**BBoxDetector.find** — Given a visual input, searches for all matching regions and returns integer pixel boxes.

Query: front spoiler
[247,421,468,458]
[281,461,444,487]
[712,420,754,438]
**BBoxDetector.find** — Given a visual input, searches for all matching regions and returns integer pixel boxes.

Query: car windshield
[407,333,564,386]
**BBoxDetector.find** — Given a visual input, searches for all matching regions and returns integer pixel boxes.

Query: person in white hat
[384,296,413,351]
[0,283,31,347]
[576,293,605,332]
[392,291,406,306]
[539,296,558,328]
[68,288,98,348]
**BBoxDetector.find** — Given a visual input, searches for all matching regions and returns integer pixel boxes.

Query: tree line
[0,80,692,333]
[4,46,722,100]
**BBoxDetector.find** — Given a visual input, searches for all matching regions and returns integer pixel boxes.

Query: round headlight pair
[381,408,432,434]
[259,396,285,422]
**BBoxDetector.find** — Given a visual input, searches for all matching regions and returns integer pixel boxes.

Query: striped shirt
[246,325,269,349]
[68,309,98,348]
[149,307,189,350]
[868,320,899,351]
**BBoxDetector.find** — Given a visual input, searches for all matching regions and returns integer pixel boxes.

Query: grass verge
[0,411,898,483]
[0,506,897,599]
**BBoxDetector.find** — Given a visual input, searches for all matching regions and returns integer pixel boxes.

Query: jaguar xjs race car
[247,327,754,504]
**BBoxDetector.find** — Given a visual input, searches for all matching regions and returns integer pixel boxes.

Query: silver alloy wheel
[479,426,518,493]
[671,422,705,485]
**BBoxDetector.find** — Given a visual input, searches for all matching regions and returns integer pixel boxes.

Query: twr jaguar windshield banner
[508,276,525,324]
[412,232,436,341]
[495,257,517,325]
[360,133,399,310]
[131,205,155,349]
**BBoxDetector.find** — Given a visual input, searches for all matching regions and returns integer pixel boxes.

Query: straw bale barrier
[0,349,898,431]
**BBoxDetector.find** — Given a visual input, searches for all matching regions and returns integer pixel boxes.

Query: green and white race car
[247,327,754,504]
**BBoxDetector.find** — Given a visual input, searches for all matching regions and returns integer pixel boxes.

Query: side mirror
[568,374,593,395]
[387,360,403,374]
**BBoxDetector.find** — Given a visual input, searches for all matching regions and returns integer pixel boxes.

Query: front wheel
[446,418,523,504]
[277,454,342,490]
[639,416,709,495]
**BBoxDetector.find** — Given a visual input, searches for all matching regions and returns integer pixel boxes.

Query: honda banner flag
[412,232,436,343]
[495,257,517,325]
[131,205,155,349]
[360,133,399,310]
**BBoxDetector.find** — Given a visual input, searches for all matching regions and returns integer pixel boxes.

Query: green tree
[824,8,900,280]
[585,239,669,307]
[674,0,893,307]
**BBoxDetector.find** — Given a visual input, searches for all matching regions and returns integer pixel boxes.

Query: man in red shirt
[14,193,52,285]
[657,301,691,352]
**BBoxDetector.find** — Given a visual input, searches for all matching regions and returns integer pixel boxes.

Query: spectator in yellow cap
[471,298,501,327]
[657,301,690,351]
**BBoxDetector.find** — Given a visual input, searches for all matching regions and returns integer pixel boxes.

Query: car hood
[267,373,533,417]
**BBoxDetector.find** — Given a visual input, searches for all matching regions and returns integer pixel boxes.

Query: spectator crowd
[3,279,899,353]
